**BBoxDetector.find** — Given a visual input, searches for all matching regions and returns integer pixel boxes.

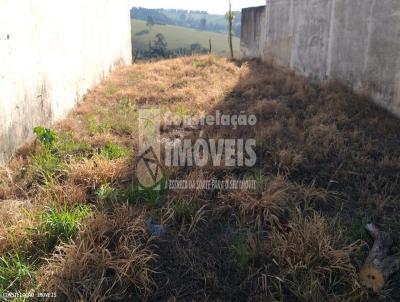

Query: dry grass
[68,156,130,191]
[0,55,399,301]
[39,205,155,302]
[256,211,366,302]
[221,175,289,228]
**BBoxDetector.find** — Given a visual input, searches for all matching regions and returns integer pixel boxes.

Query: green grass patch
[231,231,256,269]
[126,183,167,208]
[129,71,145,81]
[172,200,198,222]
[0,254,35,294]
[101,143,129,160]
[39,205,92,250]
[105,83,118,97]
[55,133,92,158]
[192,59,209,68]
[87,113,111,135]
[31,150,65,183]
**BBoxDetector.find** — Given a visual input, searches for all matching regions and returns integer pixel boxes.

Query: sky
[131,0,266,15]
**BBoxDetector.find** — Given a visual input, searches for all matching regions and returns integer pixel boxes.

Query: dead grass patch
[258,211,367,301]
[39,205,155,301]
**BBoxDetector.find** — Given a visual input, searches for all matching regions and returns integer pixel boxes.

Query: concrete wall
[0,0,132,164]
[241,0,400,117]
[240,6,266,59]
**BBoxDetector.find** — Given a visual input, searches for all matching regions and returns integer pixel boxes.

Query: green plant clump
[101,143,129,160]
[0,254,35,294]
[33,126,57,150]
[40,205,92,250]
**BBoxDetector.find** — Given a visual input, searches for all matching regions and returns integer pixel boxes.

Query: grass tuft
[0,254,35,293]
[101,142,129,160]
[39,205,92,250]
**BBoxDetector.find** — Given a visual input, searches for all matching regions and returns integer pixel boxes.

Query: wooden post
[228,0,234,60]
[133,50,139,64]
[359,224,400,292]
[209,39,212,54]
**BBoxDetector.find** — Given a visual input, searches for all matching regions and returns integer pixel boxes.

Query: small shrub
[0,254,35,293]
[33,126,57,150]
[135,29,149,36]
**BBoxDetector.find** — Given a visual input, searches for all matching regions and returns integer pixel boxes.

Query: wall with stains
[0,0,132,164]
[240,6,266,59]
[241,0,400,117]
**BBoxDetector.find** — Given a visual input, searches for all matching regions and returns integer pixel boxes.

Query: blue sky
[131,0,266,15]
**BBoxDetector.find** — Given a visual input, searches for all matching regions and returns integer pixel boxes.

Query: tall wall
[241,0,400,117]
[0,0,132,164]
[240,6,266,59]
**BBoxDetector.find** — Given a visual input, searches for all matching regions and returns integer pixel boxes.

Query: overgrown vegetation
[0,56,399,301]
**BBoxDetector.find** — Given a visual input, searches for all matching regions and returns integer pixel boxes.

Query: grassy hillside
[131,7,241,36]
[131,19,240,56]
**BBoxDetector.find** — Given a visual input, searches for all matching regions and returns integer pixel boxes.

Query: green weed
[174,104,188,118]
[108,100,138,134]
[33,126,57,150]
[55,133,92,158]
[39,205,92,250]
[87,114,111,135]
[172,200,198,222]
[31,151,65,183]
[192,60,208,68]
[231,231,256,269]
[128,184,166,208]
[101,143,129,160]
[0,254,35,294]
[95,183,121,202]
[105,83,118,97]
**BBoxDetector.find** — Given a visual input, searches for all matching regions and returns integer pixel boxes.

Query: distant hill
[131,7,241,37]
[131,19,240,57]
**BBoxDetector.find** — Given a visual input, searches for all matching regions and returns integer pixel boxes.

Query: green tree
[179,12,187,24]
[153,33,168,57]
[200,17,207,30]
[146,16,155,31]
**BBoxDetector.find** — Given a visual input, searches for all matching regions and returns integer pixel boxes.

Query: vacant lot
[0,56,399,301]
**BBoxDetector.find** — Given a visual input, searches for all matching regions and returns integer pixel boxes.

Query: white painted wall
[0,0,132,164]
[241,0,400,118]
